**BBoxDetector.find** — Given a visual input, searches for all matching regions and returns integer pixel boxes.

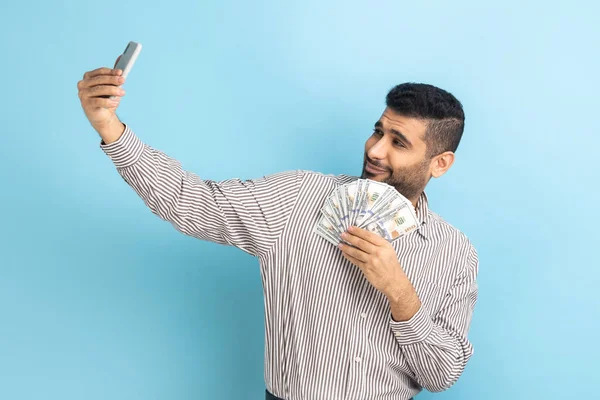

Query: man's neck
[409,191,425,210]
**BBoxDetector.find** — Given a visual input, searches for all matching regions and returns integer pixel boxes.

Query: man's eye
[373,129,383,136]
[394,140,405,148]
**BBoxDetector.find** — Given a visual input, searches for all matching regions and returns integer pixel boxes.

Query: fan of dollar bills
[314,179,420,246]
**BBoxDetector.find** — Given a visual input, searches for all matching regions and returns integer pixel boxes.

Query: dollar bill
[359,191,411,228]
[313,215,342,245]
[320,200,343,235]
[355,180,393,226]
[314,178,419,246]
[342,183,358,229]
[325,195,344,231]
[364,205,419,240]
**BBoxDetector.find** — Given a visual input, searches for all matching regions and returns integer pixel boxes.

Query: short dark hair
[385,83,465,157]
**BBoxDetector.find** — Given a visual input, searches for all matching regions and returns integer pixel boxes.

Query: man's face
[361,108,432,203]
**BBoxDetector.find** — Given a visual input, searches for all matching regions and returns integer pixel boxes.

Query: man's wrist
[96,116,125,145]
[389,296,421,322]
[386,279,422,322]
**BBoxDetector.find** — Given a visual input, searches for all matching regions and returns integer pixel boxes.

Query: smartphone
[107,41,142,99]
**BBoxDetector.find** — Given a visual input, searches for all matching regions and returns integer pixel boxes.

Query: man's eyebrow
[374,121,413,148]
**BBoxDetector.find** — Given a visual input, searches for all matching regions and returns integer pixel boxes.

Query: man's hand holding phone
[77,41,141,144]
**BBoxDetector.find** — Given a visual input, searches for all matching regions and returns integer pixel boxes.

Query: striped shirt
[100,124,479,400]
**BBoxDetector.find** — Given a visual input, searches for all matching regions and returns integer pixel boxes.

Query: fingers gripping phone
[108,41,142,99]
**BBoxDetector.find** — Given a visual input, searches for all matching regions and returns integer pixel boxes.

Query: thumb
[113,55,121,69]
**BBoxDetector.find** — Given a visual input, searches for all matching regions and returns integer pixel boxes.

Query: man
[77,62,479,399]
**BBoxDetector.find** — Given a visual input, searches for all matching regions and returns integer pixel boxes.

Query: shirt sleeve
[389,242,479,392]
[99,124,305,258]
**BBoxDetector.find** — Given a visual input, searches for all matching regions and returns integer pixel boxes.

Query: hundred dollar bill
[364,204,419,241]
[355,180,393,226]
[316,179,420,245]
[364,219,392,241]
[313,215,341,246]
[336,185,349,231]
[324,196,345,232]
[342,182,359,230]
[320,200,344,235]
[359,191,414,228]
[350,179,369,226]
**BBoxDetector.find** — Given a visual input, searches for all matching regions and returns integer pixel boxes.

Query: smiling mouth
[365,161,388,174]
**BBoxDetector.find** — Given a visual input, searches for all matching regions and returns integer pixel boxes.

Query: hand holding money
[337,226,409,299]
[313,179,419,246]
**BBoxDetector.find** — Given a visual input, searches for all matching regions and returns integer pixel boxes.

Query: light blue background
[1,1,598,399]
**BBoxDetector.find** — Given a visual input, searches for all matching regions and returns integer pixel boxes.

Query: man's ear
[430,151,455,178]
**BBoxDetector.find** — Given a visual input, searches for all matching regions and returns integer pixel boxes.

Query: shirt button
[360,312,367,319]
[354,356,362,363]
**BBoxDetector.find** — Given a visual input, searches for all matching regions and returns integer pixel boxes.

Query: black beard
[361,158,429,201]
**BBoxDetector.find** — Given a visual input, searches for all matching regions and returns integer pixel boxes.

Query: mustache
[364,155,391,172]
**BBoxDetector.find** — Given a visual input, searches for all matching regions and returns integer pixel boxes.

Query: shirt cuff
[99,123,145,169]
[389,305,434,346]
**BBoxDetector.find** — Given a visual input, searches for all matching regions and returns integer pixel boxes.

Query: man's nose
[367,138,388,160]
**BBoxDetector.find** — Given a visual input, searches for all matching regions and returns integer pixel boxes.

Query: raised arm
[78,63,304,258]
